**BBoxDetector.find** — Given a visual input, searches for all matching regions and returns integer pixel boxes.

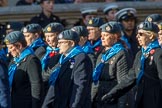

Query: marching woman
[101,21,162,108]
[42,30,93,108]
[91,21,132,108]
[4,31,43,108]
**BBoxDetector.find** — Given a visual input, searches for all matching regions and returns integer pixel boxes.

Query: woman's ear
[149,33,155,40]
[70,41,75,47]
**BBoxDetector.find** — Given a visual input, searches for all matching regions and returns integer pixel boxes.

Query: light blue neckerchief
[41,46,59,71]
[91,39,102,49]
[136,40,160,84]
[121,35,131,49]
[49,46,84,85]
[8,47,34,88]
[29,37,46,49]
[93,42,125,84]
[82,41,94,54]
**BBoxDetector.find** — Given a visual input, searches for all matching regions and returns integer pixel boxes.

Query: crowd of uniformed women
[0,2,162,108]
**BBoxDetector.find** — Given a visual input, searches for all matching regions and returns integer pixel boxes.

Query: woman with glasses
[42,30,93,108]
[101,21,162,108]
[91,21,132,108]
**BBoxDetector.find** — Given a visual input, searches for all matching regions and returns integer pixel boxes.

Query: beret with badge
[115,8,137,21]
[145,14,162,23]
[6,22,24,31]
[103,3,119,14]
[4,31,25,45]
[22,23,42,33]
[71,26,89,37]
[58,30,80,43]
[100,21,121,34]
[44,22,64,33]
[86,17,104,27]
[138,21,159,33]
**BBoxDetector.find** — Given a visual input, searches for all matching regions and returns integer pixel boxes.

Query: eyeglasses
[58,41,69,45]
[137,32,144,36]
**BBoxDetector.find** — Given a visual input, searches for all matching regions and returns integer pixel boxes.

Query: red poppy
[150,49,155,55]
[95,46,101,52]
[49,52,57,57]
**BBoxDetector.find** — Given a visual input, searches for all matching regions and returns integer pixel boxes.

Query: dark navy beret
[103,3,118,14]
[22,23,42,33]
[44,22,64,33]
[115,8,136,21]
[4,31,25,44]
[86,17,104,27]
[100,21,121,34]
[6,22,24,31]
[145,14,162,23]
[138,21,159,33]
[58,30,80,43]
[71,26,89,37]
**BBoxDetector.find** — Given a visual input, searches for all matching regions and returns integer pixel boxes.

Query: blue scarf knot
[29,37,46,49]
[82,41,94,54]
[8,47,34,88]
[41,46,59,71]
[49,46,84,85]
[93,42,125,84]
[136,40,160,84]
[91,39,102,49]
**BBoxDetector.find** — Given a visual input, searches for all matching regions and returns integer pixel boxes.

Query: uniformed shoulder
[35,46,47,59]
[135,50,142,58]
[75,52,87,59]
[26,54,39,61]
[153,48,162,58]
[30,14,41,22]
[50,14,60,22]
[114,49,130,59]
[154,48,162,55]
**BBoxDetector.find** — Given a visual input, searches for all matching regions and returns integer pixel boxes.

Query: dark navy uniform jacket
[107,48,162,108]
[92,49,132,108]
[42,53,93,108]
[10,55,42,108]
[30,12,61,28]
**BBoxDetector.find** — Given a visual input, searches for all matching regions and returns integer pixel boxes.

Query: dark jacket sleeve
[116,50,132,83]
[106,51,141,100]
[70,54,93,108]
[0,64,11,108]
[27,56,43,108]
[154,49,162,88]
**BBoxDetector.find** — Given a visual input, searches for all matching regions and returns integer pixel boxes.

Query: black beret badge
[106,26,111,31]
[147,17,153,22]
[4,39,10,45]
[139,23,144,29]
[127,10,131,16]
[88,19,93,25]
[158,24,162,30]
[47,27,52,32]
[58,34,63,39]
[23,27,28,33]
